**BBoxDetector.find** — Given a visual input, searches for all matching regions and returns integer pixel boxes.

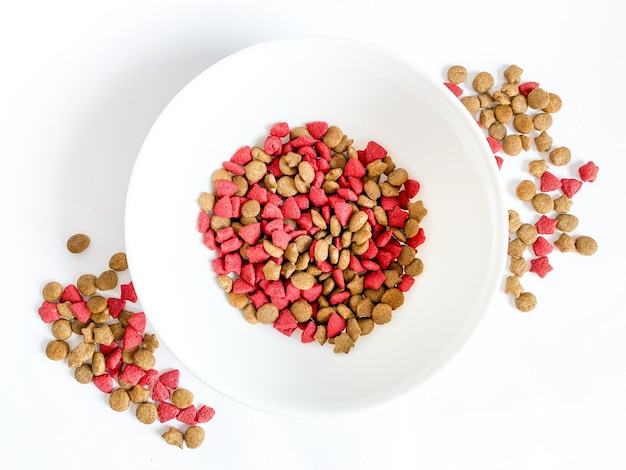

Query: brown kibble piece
[509,257,528,277]
[198,191,215,212]
[508,238,527,258]
[109,252,128,271]
[42,281,63,301]
[95,270,118,291]
[74,363,93,384]
[549,146,571,166]
[184,426,206,449]
[472,71,494,93]
[554,194,573,213]
[517,224,538,245]
[67,233,90,253]
[371,303,393,324]
[515,292,537,312]
[323,126,343,148]
[504,276,524,298]
[479,109,496,129]
[129,385,150,403]
[478,93,495,109]
[554,233,576,252]
[256,303,279,324]
[535,131,553,152]
[532,193,554,214]
[51,319,72,340]
[162,427,184,448]
[357,318,375,335]
[142,333,160,352]
[515,180,536,201]
[333,332,355,354]
[575,236,597,256]
[217,275,233,293]
[510,94,528,115]
[136,402,158,424]
[533,113,553,131]
[503,135,523,156]
[508,210,522,233]
[290,272,316,290]
[172,389,194,409]
[404,258,424,277]
[93,325,114,346]
[461,96,480,115]
[91,352,105,375]
[527,88,551,109]
[66,341,96,368]
[381,288,404,309]
[387,168,409,187]
[494,104,513,124]
[543,93,562,113]
[501,82,519,97]
[290,299,313,323]
[529,159,549,178]
[556,213,579,232]
[488,122,507,140]
[503,65,523,84]
[513,113,534,134]
[87,295,108,314]
[77,274,97,296]
[447,65,467,84]
[45,340,69,361]
[134,348,156,370]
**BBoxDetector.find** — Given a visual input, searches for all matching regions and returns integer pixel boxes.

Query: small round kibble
[502,134,523,156]
[515,180,536,201]
[172,389,194,409]
[109,252,128,271]
[515,292,537,312]
[371,303,392,325]
[532,193,555,214]
[533,113,553,131]
[510,94,528,115]
[74,364,94,384]
[513,113,534,134]
[380,288,404,309]
[76,274,97,296]
[256,303,279,324]
[51,319,73,340]
[555,213,579,232]
[549,146,571,166]
[87,295,108,314]
[517,224,538,245]
[45,340,69,361]
[136,402,158,424]
[184,426,206,449]
[472,71,494,93]
[494,104,513,124]
[575,236,597,256]
[95,270,118,291]
[461,96,480,115]
[488,122,507,140]
[508,210,522,233]
[527,88,551,109]
[67,233,90,253]
[447,65,468,84]
[42,281,63,301]
[109,389,131,412]
[543,93,562,113]
[134,348,156,370]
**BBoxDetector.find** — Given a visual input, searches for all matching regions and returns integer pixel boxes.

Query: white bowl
[124,37,507,417]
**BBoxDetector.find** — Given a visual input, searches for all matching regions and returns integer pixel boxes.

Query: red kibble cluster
[198,122,427,353]
[38,241,215,448]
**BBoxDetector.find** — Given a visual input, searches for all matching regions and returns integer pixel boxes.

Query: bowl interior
[124,37,507,417]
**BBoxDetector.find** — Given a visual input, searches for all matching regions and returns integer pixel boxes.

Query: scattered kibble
[37,236,214,448]
[445,64,599,311]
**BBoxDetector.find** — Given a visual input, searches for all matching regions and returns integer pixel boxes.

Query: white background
[1,1,624,469]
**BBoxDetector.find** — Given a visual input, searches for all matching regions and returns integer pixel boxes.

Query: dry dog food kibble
[446,64,599,312]
[37,236,214,448]
[198,122,427,353]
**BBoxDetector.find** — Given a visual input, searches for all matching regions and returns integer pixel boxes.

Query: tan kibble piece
[227,292,248,309]
[298,161,316,184]
[108,252,128,272]
[532,192,554,214]
[543,93,562,113]
[529,159,549,178]
[172,389,194,409]
[291,271,316,290]
[119,310,133,327]
[184,426,206,449]
[276,176,298,197]
[136,402,158,424]
[472,71,494,93]
[244,160,267,183]
[371,303,393,324]
[51,319,72,340]
[110,322,125,341]
[381,288,404,309]
[91,352,105,376]
[67,342,96,367]
[92,326,114,346]
[290,299,313,323]
[241,199,261,218]
[510,94,528,114]
[74,364,93,384]
[533,113,553,131]
[404,258,424,277]
[501,82,520,97]
[488,122,507,140]
[71,319,89,335]
[76,274,97,296]
[404,218,420,239]
[447,65,467,84]
[554,233,576,252]
[515,180,536,201]
[556,213,579,232]
[67,233,90,253]
[46,340,69,361]
[535,131,553,152]
[95,270,118,291]
[81,322,95,342]
[210,216,230,232]
[242,303,258,324]
[162,427,184,448]
[142,333,159,352]
[575,236,598,256]
[515,292,537,312]
[478,93,495,109]
[509,257,528,277]
[333,332,355,354]
[233,175,249,196]
[508,238,527,258]
[480,109,496,128]
[504,276,524,298]
[461,95,480,115]
[256,303,279,324]
[508,210,522,232]
[513,113,534,134]
[323,126,343,148]
[346,317,361,342]
[554,194,573,213]
[503,135,523,156]
[408,200,427,222]
[197,192,215,212]
[129,385,150,403]
[494,104,513,124]
[134,348,156,370]
[87,295,108,314]
[315,325,328,345]
[492,90,510,105]
[520,135,532,152]
[527,88,550,109]
[57,302,74,320]
[357,318,375,336]
[42,282,63,301]
[517,224,538,245]
[387,168,409,187]
[549,146,571,166]
[504,65,524,84]
[90,310,110,325]
[217,275,233,293]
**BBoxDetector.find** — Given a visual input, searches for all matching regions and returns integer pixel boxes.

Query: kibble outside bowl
[124,36,507,418]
